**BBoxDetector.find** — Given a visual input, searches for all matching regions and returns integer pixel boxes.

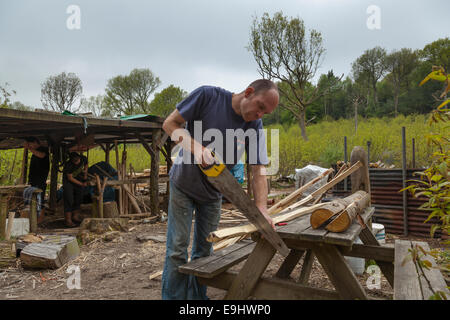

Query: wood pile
[337,160,394,169]
[209,161,364,251]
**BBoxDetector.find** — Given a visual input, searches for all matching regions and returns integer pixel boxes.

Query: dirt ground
[0,202,446,300]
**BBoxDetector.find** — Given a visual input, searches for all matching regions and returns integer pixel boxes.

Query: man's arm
[162,109,214,166]
[66,173,87,187]
[251,164,275,229]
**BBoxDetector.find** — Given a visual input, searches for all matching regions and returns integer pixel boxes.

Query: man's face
[240,87,279,122]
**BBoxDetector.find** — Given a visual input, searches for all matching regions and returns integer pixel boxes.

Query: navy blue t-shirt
[169,86,269,202]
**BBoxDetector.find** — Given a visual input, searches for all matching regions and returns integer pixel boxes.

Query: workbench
[181,207,396,300]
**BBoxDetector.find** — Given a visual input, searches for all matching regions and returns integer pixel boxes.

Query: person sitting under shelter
[23,137,49,224]
[63,152,88,227]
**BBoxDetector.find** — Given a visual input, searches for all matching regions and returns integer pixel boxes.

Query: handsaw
[199,153,289,257]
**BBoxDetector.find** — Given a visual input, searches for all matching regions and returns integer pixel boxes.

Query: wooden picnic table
[0,185,42,237]
[187,206,396,300]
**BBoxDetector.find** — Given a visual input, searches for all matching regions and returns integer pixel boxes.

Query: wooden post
[105,144,111,164]
[114,141,122,215]
[0,194,8,239]
[5,212,15,240]
[247,164,253,199]
[30,192,38,233]
[401,127,408,236]
[150,129,161,216]
[344,136,348,192]
[412,138,416,168]
[49,142,60,215]
[20,148,29,184]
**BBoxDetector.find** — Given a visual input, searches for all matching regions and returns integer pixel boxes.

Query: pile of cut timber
[209,161,363,250]
[310,190,370,232]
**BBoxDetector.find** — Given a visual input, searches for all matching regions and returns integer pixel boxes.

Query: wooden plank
[394,240,422,300]
[339,243,395,262]
[199,271,341,300]
[312,243,368,300]
[224,238,276,300]
[298,249,315,285]
[410,241,449,299]
[275,249,305,279]
[206,168,289,257]
[179,240,255,278]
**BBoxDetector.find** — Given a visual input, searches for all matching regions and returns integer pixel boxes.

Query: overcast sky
[1,0,448,109]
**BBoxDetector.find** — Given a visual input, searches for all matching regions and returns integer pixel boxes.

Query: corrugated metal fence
[332,168,442,238]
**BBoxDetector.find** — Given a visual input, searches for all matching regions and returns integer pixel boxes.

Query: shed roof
[0,108,165,150]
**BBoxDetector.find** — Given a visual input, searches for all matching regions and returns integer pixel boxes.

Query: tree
[248,11,338,140]
[103,68,161,116]
[80,94,105,117]
[11,101,33,111]
[41,72,83,112]
[0,82,16,108]
[149,85,187,117]
[420,37,450,71]
[351,46,388,109]
[385,48,419,116]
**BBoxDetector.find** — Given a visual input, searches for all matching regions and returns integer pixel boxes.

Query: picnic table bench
[180,206,448,300]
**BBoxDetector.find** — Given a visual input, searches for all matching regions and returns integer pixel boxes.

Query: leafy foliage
[41,72,83,112]
[103,68,161,116]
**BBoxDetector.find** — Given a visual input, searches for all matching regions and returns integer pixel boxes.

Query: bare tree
[41,72,83,112]
[248,11,338,140]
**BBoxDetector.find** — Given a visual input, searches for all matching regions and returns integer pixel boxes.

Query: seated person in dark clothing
[24,137,50,224]
[63,152,88,227]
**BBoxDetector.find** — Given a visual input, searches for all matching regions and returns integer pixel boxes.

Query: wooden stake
[5,212,15,240]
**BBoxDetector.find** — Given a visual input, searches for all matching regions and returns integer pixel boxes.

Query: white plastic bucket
[345,237,365,275]
[372,223,385,244]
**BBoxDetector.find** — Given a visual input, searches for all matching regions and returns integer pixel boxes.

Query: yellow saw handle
[198,151,226,177]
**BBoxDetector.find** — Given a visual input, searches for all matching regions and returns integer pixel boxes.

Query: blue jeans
[161,182,222,300]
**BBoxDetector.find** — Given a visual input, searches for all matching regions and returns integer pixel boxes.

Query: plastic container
[372,223,386,244]
[345,237,365,275]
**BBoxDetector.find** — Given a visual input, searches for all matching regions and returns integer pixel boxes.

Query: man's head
[237,79,279,122]
[69,152,81,165]
[24,137,41,149]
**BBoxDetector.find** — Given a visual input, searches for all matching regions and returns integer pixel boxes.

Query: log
[309,190,369,230]
[310,202,347,229]
[20,235,80,269]
[325,192,371,232]
[103,201,119,218]
[79,218,128,234]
